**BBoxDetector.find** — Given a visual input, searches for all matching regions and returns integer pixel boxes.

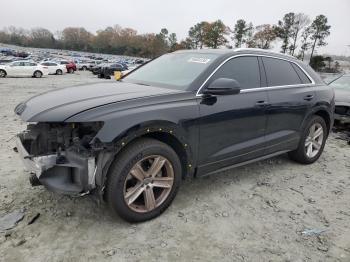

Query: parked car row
[97,63,129,79]
[0,61,49,78]
[0,44,150,79]
[0,60,77,78]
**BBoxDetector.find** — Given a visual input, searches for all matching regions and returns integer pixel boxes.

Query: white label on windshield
[188,57,211,64]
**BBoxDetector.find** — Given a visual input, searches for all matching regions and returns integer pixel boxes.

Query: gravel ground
[0,72,349,262]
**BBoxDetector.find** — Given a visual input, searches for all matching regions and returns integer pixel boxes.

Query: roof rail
[234,48,296,59]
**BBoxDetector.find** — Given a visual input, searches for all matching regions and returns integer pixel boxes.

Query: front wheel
[288,115,327,164]
[34,70,42,78]
[106,138,182,222]
[56,69,63,75]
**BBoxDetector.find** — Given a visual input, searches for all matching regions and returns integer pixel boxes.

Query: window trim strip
[196,54,315,96]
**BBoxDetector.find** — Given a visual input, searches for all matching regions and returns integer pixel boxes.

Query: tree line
[0,12,331,61]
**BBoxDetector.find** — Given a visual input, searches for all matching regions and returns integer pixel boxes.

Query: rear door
[23,62,36,76]
[261,56,315,154]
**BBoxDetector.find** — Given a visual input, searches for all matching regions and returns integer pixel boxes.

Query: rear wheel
[34,70,42,78]
[0,70,6,78]
[106,138,181,222]
[288,115,327,164]
[56,69,63,75]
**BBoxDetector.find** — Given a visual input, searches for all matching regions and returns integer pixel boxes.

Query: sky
[1,0,349,56]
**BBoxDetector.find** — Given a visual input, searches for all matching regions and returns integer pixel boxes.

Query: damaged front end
[16,122,107,196]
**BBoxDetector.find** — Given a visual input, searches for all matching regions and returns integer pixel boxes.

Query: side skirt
[200,150,289,177]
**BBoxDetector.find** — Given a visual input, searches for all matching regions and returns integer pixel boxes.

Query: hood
[15,82,182,122]
[335,88,350,106]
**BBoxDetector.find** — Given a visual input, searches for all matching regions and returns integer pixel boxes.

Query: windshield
[123,52,219,89]
[330,75,350,90]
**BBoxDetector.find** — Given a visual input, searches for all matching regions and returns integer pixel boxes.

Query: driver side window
[208,56,260,89]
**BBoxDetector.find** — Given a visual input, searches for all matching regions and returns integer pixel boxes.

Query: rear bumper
[16,134,96,196]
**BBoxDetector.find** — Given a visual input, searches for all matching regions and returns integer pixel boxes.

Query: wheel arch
[111,120,194,178]
[302,106,333,135]
[94,120,195,197]
[314,110,331,134]
[0,69,7,76]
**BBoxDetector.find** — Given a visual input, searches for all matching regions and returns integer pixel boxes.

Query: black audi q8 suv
[14,48,334,222]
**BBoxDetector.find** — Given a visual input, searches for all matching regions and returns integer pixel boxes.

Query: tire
[56,69,63,75]
[34,70,42,78]
[68,68,74,74]
[288,115,327,164]
[0,70,6,78]
[106,138,182,222]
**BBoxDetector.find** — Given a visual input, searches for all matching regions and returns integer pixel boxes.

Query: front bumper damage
[15,122,107,196]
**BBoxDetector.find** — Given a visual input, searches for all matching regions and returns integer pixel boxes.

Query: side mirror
[202,78,241,96]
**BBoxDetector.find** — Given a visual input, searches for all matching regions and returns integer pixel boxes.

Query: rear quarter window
[262,57,302,86]
[291,63,312,84]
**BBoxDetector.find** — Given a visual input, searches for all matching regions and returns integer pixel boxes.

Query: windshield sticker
[188,57,211,64]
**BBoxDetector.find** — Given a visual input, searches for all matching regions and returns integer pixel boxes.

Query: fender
[300,104,333,135]
[92,120,197,198]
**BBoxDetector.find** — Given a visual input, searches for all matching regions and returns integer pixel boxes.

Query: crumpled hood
[15,82,181,122]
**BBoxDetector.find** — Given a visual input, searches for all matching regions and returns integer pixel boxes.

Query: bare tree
[298,27,312,60]
[289,13,310,56]
[251,24,277,49]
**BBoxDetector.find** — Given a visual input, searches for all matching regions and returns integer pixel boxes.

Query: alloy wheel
[305,123,324,158]
[123,155,174,213]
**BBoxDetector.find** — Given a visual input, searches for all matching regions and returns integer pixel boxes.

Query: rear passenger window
[208,56,260,89]
[262,57,301,86]
[291,63,312,84]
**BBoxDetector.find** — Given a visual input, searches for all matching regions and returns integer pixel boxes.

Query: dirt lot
[0,72,349,262]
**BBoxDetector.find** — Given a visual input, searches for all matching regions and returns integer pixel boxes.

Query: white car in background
[0,61,49,78]
[40,61,66,75]
[75,60,91,71]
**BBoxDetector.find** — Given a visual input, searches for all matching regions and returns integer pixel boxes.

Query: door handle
[303,94,314,101]
[255,101,270,107]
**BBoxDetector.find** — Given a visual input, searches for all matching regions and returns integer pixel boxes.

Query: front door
[197,56,269,175]
[7,61,24,76]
